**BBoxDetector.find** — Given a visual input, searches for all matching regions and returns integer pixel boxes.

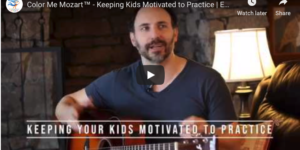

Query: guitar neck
[110,142,178,150]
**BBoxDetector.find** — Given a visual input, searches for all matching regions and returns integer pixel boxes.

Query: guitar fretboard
[98,142,178,150]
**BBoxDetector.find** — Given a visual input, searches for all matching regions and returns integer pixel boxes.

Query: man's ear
[174,27,179,43]
[130,32,137,47]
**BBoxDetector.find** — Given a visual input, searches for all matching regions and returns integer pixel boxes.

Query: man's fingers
[59,110,81,132]
[180,133,192,138]
[66,108,82,132]
[69,121,80,132]
[180,116,209,137]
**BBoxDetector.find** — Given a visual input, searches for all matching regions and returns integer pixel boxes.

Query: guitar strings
[89,145,176,150]
[89,146,176,150]
[88,143,176,150]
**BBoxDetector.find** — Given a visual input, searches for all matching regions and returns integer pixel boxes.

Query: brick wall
[50,7,140,94]
[49,0,268,114]
[49,0,268,95]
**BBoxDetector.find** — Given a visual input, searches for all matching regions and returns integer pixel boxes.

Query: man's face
[130,7,178,63]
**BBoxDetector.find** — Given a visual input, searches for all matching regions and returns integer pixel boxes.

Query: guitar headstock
[178,134,217,150]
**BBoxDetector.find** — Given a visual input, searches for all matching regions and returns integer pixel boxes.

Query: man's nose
[150,27,161,39]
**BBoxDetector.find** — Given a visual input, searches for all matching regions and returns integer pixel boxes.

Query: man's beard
[136,36,175,63]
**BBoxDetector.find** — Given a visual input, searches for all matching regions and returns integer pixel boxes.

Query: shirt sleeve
[85,71,115,109]
[204,73,237,127]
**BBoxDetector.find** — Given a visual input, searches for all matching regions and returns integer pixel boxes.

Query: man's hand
[55,89,95,132]
[216,122,245,150]
[55,97,82,132]
[180,116,208,138]
[180,116,244,150]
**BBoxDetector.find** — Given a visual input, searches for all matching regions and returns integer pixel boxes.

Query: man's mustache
[145,38,167,50]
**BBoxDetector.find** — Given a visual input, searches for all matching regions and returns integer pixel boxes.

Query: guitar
[82,134,217,150]
[66,110,217,150]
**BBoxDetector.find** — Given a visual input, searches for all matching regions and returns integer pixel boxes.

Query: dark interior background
[1,0,299,150]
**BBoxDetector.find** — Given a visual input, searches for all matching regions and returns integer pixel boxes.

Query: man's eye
[141,27,149,31]
[159,24,167,29]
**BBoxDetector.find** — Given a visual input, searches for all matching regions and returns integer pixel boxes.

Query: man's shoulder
[187,59,221,78]
[110,60,140,77]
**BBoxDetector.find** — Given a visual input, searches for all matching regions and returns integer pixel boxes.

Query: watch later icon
[279,0,288,5]
[248,0,256,6]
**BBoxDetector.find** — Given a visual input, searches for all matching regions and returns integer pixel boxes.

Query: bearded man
[56,7,241,150]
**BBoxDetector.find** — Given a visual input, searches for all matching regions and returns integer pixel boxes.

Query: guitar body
[69,133,139,150]
[67,110,217,150]
[68,110,145,150]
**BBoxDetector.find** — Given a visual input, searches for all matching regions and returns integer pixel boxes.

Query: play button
[136,64,164,85]
[147,71,155,79]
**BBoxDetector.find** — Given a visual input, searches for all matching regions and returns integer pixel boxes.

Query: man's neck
[141,53,183,68]
[141,53,187,92]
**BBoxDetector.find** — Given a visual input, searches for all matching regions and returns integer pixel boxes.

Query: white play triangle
[147,71,155,79]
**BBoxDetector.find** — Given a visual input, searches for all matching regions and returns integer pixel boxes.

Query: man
[56,7,241,149]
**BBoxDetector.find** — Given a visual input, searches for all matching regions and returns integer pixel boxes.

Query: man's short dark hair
[128,7,178,33]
